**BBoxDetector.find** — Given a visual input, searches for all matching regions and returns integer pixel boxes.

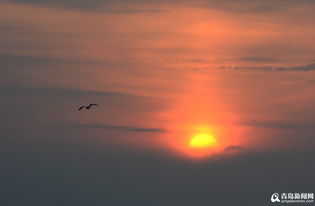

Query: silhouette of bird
[78,104,98,111]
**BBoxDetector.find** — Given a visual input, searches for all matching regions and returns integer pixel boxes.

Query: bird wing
[78,106,85,111]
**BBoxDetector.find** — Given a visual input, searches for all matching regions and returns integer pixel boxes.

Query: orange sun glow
[161,74,246,159]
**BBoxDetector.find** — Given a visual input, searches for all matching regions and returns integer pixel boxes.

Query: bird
[78,104,99,111]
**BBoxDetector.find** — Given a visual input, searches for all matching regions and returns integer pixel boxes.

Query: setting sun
[189,134,217,148]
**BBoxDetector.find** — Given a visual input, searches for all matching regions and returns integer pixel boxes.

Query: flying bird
[78,104,99,111]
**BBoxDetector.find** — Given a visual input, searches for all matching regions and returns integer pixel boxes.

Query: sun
[189,133,217,148]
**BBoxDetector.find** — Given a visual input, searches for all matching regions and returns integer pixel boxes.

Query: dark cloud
[172,63,315,73]
[183,58,213,63]
[0,53,74,68]
[4,0,315,13]
[99,7,167,14]
[0,54,102,86]
[3,0,169,13]
[77,123,167,133]
[220,63,315,72]
[0,23,76,52]
[201,0,315,13]
[4,0,114,10]
[0,84,147,99]
[305,79,315,84]
[0,53,108,69]
[1,131,314,206]
[224,145,245,152]
[240,120,315,131]
[240,56,279,63]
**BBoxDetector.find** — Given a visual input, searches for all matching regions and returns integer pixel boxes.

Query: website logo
[271,192,314,204]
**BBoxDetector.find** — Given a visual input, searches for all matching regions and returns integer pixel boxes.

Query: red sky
[1,0,315,159]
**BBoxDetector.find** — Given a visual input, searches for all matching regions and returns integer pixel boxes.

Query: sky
[1,0,315,205]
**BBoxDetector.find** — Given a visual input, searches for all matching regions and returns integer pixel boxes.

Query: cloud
[99,7,168,14]
[0,53,111,68]
[1,132,314,206]
[3,0,169,13]
[4,0,315,13]
[200,0,315,13]
[0,84,147,99]
[219,63,315,72]
[0,53,76,68]
[240,120,315,131]
[224,145,245,152]
[304,79,315,84]
[4,0,115,10]
[77,123,167,133]
[240,56,279,63]
[172,63,315,73]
